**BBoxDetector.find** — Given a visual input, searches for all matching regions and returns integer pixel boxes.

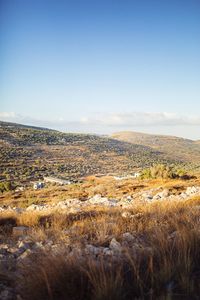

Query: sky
[0,0,200,139]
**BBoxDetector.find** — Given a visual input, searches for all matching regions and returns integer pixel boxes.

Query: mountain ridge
[112,130,198,142]
[111,131,200,164]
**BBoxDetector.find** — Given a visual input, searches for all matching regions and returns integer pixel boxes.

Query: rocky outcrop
[1,186,200,218]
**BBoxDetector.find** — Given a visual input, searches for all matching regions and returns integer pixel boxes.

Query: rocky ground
[0,234,142,299]
[1,185,200,214]
[0,226,183,299]
[1,185,200,299]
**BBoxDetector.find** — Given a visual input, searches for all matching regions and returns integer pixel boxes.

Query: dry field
[1,175,200,207]
[0,177,200,299]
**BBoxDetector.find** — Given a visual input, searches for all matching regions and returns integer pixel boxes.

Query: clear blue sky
[0,0,200,138]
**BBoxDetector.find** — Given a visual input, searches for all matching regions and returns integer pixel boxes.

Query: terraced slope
[0,121,173,184]
[112,131,200,164]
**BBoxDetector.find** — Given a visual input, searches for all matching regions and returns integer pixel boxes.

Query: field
[0,176,200,299]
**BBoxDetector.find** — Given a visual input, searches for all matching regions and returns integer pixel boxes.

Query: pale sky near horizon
[0,0,200,139]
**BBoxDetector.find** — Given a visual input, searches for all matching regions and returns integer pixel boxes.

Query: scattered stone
[130,213,143,220]
[33,241,44,249]
[103,247,113,256]
[68,247,83,258]
[126,195,132,202]
[26,204,47,211]
[142,193,153,201]
[121,211,131,218]
[18,249,32,260]
[180,193,188,199]
[85,245,102,256]
[18,241,30,249]
[122,232,136,243]
[185,186,200,196]
[12,226,29,237]
[8,247,18,255]
[160,189,169,198]
[168,231,180,241]
[1,184,200,299]
[109,238,122,253]
[13,207,24,214]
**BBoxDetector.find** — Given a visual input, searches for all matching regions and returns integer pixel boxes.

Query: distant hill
[0,121,175,184]
[111,131,200,164]
[0,120,71,146]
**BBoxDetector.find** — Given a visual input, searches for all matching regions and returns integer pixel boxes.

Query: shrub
[0,181,14,193]
[140,164,187,180]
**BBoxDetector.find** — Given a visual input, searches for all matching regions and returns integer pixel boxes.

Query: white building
[133,172,141,178]
[33,182,45,190]
[114,172,141,181]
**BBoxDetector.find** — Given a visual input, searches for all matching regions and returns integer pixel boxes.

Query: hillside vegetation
[0,121,200,299]
[0,121,174,185]
[112,131,200,164]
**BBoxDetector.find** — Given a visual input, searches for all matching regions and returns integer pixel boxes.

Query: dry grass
[2,175,200,208]
[18,226,200,300]
[0,212,17,235]
[1,178,200,299]
[1,196,200,239]
[1,196,199,299]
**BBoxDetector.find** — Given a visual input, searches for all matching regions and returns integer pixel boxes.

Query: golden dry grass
[2,175,200,208]
[1,178,200,299]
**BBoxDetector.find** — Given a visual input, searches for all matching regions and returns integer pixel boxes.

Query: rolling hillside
[0,121,174,184]
[112,131,200,164]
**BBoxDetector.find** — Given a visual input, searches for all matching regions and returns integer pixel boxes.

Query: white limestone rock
[109,238,122,253]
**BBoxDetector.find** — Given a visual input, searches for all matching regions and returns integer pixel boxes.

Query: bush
[0,181,14,193]
[140,164,187,180]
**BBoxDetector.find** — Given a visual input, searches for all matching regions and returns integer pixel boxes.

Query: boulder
[12,226,29,237]
[26,204,47,211]
[89,194,102,203]
[122,232,136,243]
[179,192,188,199]
[17,241,32,256]
[185,186,200,196]
[26,204,39,211]
[18,249,32,260]
[124,195,132,202]
[121,211,132,218]
[130,213,143,220]
[85,245,102,256]
[168,231,180,241]
[142,193,153,201]
[103,247,113,256]
[109,238,122,253]
[154,189,169,199]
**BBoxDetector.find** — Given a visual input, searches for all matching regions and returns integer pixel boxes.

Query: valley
[0,121,178,187]
[0,121,200,300]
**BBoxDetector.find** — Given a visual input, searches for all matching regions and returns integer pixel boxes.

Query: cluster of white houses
[113,172,141,181]
[33,173,141,190]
